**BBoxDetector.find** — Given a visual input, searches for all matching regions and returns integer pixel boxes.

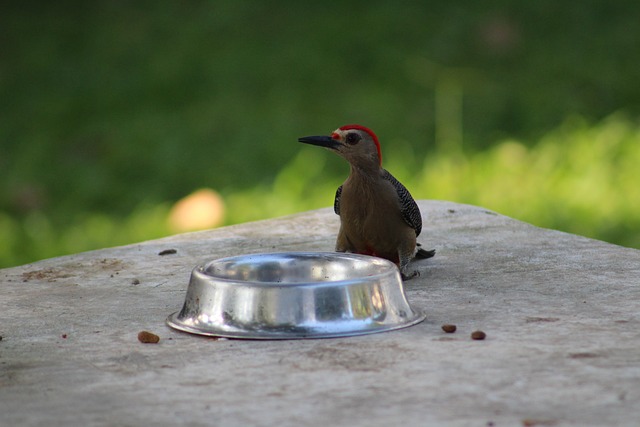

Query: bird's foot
[401,270,420,281]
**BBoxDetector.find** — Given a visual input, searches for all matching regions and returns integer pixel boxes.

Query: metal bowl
[166,252,425,339]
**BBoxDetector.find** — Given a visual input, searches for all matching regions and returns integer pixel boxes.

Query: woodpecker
[298,124,435,279]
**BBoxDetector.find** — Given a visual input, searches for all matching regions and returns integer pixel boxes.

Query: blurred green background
[2,1,640,268]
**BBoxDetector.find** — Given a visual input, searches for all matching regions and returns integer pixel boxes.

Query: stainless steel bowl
[166,252,425,339]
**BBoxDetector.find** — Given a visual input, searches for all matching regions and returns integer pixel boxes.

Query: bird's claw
[401,270,420,281]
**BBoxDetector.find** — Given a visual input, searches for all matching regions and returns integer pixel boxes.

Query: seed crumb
[471,330,486,340]
[441,324,457,333]
[138,331,160,344]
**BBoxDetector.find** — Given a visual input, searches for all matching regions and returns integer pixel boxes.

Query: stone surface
[1,200,639,427]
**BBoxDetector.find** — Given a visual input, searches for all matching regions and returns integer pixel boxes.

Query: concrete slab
[1,201,639,427]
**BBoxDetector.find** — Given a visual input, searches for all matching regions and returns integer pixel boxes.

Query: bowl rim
[195,251,401,288]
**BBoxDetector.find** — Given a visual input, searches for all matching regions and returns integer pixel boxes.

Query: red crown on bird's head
[331,124,382,166]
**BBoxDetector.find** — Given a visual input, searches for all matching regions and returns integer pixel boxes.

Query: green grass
[228,113,640,249]
[2,113,638,267]
[2,1,640,267]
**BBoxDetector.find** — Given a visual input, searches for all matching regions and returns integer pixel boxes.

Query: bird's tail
[415,243,436,259]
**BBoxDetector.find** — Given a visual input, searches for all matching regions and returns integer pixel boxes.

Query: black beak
[298,135,340,150]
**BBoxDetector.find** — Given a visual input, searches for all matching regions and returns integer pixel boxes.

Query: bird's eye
[346,133,361,145]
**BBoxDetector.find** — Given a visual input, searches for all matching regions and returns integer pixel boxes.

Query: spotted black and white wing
[333,185,343,216]
[382,169,422,237]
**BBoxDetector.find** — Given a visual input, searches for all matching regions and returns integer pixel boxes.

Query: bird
[298,124,435,279]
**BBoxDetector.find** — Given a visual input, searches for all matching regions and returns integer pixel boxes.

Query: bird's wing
[334,185,343,215]
[382,169,422,236]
